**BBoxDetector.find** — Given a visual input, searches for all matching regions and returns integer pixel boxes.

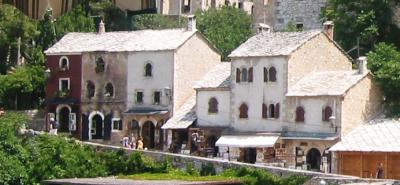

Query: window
[269,104,275,118]
[323,106,333,122]
[59,78,70,91]
[248,67,253,82]
[269,67,277,82]
[87,81,95,98]
[262,103,268,119]
[296,23,304,30]
[238,2,243,9]
[154,91,161,104]
[275,103,280,118]
[142,0,156,9]
[136,91,143,104]
[236,68,241,83]
[95,57,105,73]
[295,106,305,122]
[208,97,218,113]
[105,83,114,97]
[145,63,152,77]
[264,67,268,82]
[241,68,248,82]
[112,118,123,131]
[59,56,69,71]
[239,103,248,119]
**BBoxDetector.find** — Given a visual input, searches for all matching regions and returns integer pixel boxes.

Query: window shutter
[275,103,280,118]
[262,103,268,119]
[264,67,268,82]
[269,67,277,82]
[236,68,241,83]
[248,67,253,82]
[118,120,123,130]
[69,113,76,131]
[295,106,305,122]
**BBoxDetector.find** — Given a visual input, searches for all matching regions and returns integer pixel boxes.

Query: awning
[123,107,169,115]
[215,135,279,148]
[280,131,338,141]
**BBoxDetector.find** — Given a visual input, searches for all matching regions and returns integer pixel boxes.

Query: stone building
[44,17,221,149]
[163,0,253,15]
[185,25,383,172]
[252,0,328,31]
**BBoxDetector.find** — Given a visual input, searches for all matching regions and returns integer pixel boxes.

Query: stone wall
[85,142,398,184]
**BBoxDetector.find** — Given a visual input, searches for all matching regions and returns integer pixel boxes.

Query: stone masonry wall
[85,142,398,185]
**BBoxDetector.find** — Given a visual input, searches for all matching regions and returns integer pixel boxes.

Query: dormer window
[105,83,114,97]
[59,56,69,71]
[145,63,152,77]
[95,57,105,73]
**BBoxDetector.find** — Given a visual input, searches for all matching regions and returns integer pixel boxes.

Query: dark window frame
[208,97,219,114]
[239,103,248,119]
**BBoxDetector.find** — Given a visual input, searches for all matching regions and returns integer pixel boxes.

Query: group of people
[122,134,143,150]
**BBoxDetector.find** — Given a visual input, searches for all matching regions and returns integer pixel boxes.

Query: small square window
[154,91,161,105]
[112,119,122,131]
[136,91,143,104]
[59,78,70,91]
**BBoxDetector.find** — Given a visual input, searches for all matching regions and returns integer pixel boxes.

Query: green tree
[89,0,129,31]
[323,0,400,57]
[367,42,400,115]
[0,4,39,74]
[196,5,253,60]
[130,14,186,30]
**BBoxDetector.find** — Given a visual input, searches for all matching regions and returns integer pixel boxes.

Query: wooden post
[360,153,364,178]
[384,153,388,179]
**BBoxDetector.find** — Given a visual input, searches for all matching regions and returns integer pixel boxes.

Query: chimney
[98,20,105,34]
[323,21,334,40]
[257,23,271,33]
[187,15,196,31]
[357,56,368,74]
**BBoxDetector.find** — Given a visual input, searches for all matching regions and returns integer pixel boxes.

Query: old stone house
[44,17,221,149]
[186,25,383,172]
[162,0,253,15]
[252,0,328,31]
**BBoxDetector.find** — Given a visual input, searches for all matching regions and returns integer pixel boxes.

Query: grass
[119,170,240,182]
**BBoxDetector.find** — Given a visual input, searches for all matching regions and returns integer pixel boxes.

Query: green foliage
[322,0,400,57]
[0,4,39,74]
[196,5,253,60]
[185,162,200,176]
[89,0,129,31]
[130,14,186,30]
[284,21,303,32]
[367,43,400,115]
[0,151,29,185]
[200,163,216,176]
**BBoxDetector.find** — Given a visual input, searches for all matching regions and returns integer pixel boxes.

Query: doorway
[91,114,103,139]
[241,148,257,164]
[142,121,155,149]
[58,107,70,133]
[307,148,322,171]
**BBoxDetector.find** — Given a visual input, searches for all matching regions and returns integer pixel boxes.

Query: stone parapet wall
[84,142,398,185]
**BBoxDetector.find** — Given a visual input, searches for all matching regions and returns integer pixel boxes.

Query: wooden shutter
[69,113,76,131]
[269,67,277,82]
[236,68,241,83]
[248,67,253,82]
[295,106,305,122]
[262,103,268,119]
[264,67,268,82]
[275,103,280,118]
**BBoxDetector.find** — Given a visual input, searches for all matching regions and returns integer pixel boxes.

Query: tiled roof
[45,29,195,54]
[228,30,321,57]
[194,62,231,89]
[286,71,368,97]
[162,94,196,129]
[330,119,400,152]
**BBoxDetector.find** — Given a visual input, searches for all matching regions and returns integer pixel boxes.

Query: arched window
[323,106,333,122]
[95,57,105,73]
[263,67,268,82]
[241,68,248,82]
[239,103,248,119]
[236,68,241,83]
[275,103,280,119]
[269,67,277,82]
[269,104,275,118]
[87,81,95,98]
[248,67,253,82]
[145,63,152,77]
[208,97,218,113]
[295,106,305,122]
[262,103,268,119]
[59,56,69,71]
[105,83,114,97]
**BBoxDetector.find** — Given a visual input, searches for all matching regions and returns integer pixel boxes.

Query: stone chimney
[323,21,334,40]
[187,15,196,31]
[357,56,368,74]
[98,20,105,34]
[257,23,271,33]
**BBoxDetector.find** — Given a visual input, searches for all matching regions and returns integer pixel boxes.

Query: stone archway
[307,148,322,171]
[141,121,155,149]
[88,111,104,140]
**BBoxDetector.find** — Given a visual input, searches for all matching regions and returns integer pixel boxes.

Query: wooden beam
[361,152,363,178]
[384,153,388,179]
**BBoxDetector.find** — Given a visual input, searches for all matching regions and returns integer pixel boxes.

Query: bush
[185,162,199,176]
[0,151,28,185]
[200,163,216,176]
[130,14,186,30]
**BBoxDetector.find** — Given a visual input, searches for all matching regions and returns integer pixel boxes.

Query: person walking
[376,162,384,179]
[122,135,129,147]
[129,134,136,149]
[49,118,59,135]
[137,137,143,150]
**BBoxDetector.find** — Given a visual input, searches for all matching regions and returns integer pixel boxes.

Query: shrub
[200,163,216,176]
[185,162,199,176]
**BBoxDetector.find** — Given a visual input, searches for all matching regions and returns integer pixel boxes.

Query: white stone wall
[174,33,221,112]
[196,90,231,127]
[126,51,174,110]
[230,56,288,132]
